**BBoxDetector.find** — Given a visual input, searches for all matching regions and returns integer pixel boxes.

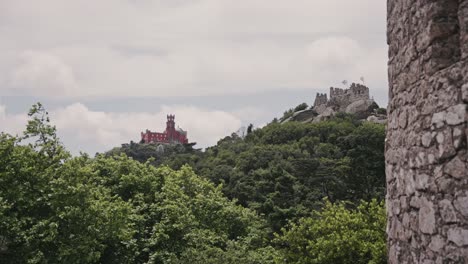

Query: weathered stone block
[447,228,468,246]
[446,104,467,125]
[400,196,409,211]
[431,111,446,129]
[421,132,433,147]
[436,128,456,159]
[411,196,421,208]
[462,83,468,103]
[452,127,465,149]
[419,197,436,234]
[435,175,457,192]
[453,194,468,217]
[415,173,430,191]
[438,199,458,223]
[459,0,468,59]
[443,156,467,179]
[428,235,445,252]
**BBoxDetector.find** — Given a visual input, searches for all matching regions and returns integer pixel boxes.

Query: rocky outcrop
[301,83,384,123]
[313,104,328,116]
[313,83,372,113]
[312,107,335,123]
[367,115,387,125]
[281,81,386,124]
[284,102,383,124]
[345,99,377,118]
[386,1,468,263]
[289,109,317,122]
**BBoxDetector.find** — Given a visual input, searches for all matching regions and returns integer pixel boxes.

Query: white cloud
[306,37,362,67]
[7,51,78,96]
[0,0,389,148]
[302,37,388,98]
[0,105,28,136]
[232,106,271,125]
[0,0,388,98]
[0,103,242,154]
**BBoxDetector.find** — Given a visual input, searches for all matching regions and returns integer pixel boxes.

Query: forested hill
[107,112,386,232]
[1,104,387,263]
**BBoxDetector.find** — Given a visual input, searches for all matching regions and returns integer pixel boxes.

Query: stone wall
[386,0,468,263]
[313,92,328,107]
[348,83,370,102]
[329,83,370,107]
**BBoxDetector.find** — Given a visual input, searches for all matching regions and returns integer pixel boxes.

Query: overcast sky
[0,0,388,154]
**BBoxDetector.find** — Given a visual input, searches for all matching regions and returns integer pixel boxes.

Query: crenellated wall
[329,83,370,107]
[313,93,328,107]
[386,0,468,263]
[314,83,370,109]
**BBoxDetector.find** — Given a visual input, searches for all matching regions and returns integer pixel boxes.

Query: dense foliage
[0,104,387,263]
[112,113,386,233]
[0,104,276,263]
[276,199,386,264]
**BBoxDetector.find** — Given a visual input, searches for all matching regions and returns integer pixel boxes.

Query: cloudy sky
[0,0,388,154]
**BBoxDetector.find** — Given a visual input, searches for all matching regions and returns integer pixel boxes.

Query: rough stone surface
[386,1,468,263]
[438,199,458,223]
[367,115,387,124]
[447,228,468,247]
[428,235,445,252]
[345,99,376,115]
[444,156,467,179]
[454,194,468,217]
[289,109,317,122]
[418,198,436,234]
[312,107,335,123]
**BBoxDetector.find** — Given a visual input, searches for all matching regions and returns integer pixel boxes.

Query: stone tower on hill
[386,1,467,263]
[313,93,327,107]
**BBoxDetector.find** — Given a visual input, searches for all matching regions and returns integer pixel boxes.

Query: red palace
[140,115,189,144]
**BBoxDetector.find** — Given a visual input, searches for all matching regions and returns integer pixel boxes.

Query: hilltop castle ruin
[311,83,375,120]
[281,83,384,124]
[313,83,370,110]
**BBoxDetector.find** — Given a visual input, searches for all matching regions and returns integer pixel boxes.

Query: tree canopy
[112,113,386,233]
[0,103,387,263]
[0,104,276,263]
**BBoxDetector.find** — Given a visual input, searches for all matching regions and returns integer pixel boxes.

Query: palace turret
[140,115,188,144]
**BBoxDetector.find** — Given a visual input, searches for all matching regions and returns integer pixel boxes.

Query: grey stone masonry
[329,83,370,105]
[313,93,328,107]
[386,0,468,263]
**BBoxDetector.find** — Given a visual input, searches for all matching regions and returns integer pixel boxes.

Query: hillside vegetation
[0,104,387,264]
[110,112,386,232]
